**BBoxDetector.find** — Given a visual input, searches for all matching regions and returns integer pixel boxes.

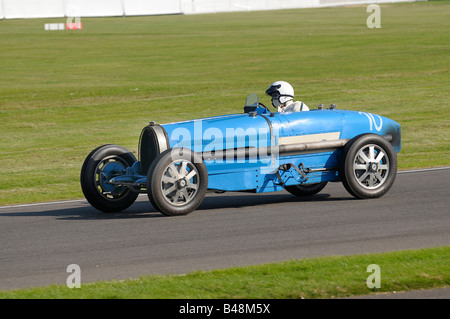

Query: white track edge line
[397,166,450,174]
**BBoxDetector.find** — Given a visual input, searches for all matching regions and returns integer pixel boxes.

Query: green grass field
[0,1,449,206]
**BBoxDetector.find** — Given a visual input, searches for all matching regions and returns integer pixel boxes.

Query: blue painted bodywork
[152,104,401,193]
[111,98,401,194]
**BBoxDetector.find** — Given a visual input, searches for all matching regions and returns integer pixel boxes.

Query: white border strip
[1,167,449,210]
[0,199,86,210]
[397,167,450,174]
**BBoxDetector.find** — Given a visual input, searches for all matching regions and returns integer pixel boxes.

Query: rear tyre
[285,182,328,197]
[80,144,139,213]
[340,134,397,199]
[147,148,208,216]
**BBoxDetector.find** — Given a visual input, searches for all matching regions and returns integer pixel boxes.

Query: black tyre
[340,134,397,199]
[80,144,139,212]
[285,182,328,197]
[147,148,208,216]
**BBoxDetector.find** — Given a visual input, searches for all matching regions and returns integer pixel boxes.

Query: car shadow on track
[0,191,355,220]
[197,191,354,211]
[0,200,161,220]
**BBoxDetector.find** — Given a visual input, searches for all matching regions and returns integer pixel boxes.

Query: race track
[0,168,449,290]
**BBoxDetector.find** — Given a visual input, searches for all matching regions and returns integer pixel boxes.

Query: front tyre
[147,148,208,216]
[340,134,397,199]
[80,144,139,213]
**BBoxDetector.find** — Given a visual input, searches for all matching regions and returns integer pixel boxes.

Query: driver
[265,81,309,112]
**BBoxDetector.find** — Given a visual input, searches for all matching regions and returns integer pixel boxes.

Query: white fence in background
[0,0,421,19]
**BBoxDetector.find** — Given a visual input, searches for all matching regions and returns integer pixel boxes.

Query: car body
[81,94,401,216]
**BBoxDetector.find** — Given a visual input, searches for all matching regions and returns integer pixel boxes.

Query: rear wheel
[285,182,328,197]
[147,148,208,216]
[80,144,139,212]
[340,134,397,199]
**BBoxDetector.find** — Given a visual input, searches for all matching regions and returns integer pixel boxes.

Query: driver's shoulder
[292,101,309,111]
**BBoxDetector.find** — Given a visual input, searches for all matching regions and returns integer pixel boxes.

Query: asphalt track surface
[0,168,449,292]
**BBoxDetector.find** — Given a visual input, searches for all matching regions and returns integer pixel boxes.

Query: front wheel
[80,144,139,212]
[147,148,208,216]
[340,134,397,199]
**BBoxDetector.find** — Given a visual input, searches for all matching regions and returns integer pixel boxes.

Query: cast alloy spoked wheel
[95,155,130,200]
[340,134,397,199]
[352,144,390,190]
[160,159,200,206]
[147,148,208,216]
[80,144,139,212]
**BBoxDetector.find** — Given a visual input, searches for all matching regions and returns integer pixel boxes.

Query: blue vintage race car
[81,94,401,216]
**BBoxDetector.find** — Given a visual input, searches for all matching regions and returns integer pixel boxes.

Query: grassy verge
[1,246,448,299]
[0,2,449,206]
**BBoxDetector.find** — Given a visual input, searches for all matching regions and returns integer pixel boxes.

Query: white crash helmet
[265,81,294,108]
